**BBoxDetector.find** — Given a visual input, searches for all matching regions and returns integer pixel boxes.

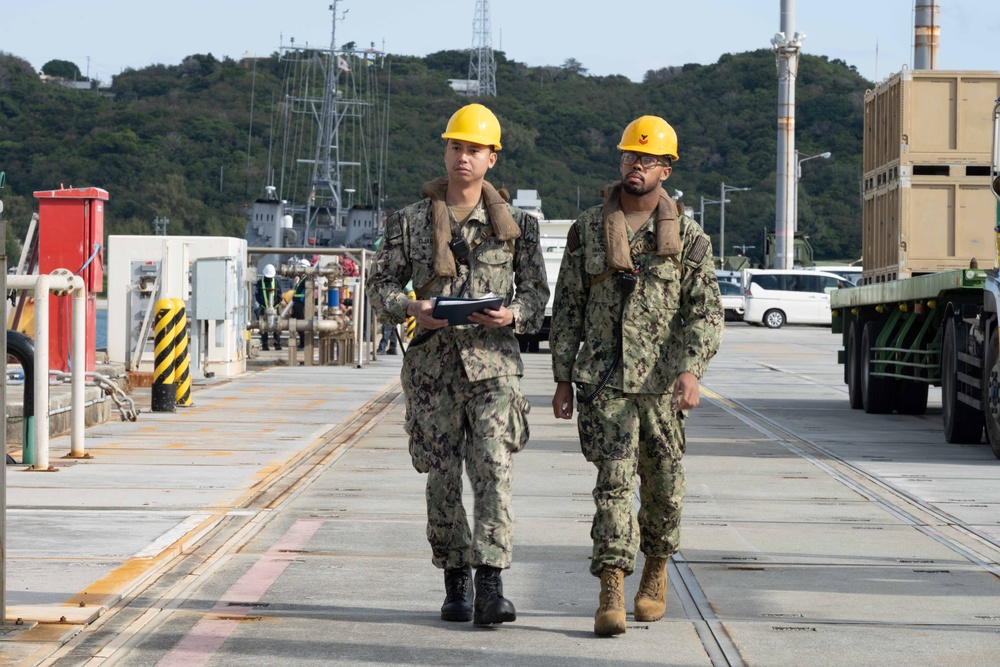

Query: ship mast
[307,1,348,241]
[279,0,388,247]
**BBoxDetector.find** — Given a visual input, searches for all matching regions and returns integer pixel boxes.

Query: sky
[2,0,999,85]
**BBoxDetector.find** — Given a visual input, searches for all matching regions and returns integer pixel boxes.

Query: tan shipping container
[862,177,995,283]
[862,70,1000,282]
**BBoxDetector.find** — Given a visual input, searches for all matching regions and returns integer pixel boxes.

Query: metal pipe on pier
[7,271,87,468]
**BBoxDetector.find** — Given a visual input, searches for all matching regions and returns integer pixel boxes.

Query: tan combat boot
[634,555,668,622]
[594,567,626,636]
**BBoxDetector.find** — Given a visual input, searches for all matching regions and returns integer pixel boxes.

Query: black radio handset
[407,234,473,355]
[449,236,470,265]
[618,266,638,296]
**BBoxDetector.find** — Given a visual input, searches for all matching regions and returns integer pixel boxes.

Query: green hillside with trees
[0,47,870,267]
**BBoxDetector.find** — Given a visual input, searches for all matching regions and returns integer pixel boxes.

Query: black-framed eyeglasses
[621,151,669,168]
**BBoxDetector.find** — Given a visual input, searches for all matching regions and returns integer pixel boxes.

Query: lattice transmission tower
[467,0,496,97]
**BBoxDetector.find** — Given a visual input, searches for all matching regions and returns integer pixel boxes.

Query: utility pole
[468,0,497,97]
[794,151,831,232]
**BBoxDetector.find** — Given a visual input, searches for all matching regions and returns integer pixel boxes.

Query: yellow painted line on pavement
[5,381,402,658]
[700,385,739,410]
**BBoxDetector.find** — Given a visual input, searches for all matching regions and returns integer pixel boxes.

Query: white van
[743,269,851,328]
[805,264,863,286]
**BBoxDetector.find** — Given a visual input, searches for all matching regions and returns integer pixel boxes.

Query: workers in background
[255,264,281,351]
[291,258,310,348]
[549,115,724,636]
[366,103,548,626]
[377,323,398,355]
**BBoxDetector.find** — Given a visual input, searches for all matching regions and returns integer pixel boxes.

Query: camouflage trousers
[577,384,686,576]
[401,346,529,571]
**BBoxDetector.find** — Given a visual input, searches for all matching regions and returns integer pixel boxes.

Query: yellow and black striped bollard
[172,297,192,407]
[152,298,179,412]
[406,290,416,339]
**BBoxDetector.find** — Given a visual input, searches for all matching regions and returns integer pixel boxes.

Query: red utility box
[34,187,108,372]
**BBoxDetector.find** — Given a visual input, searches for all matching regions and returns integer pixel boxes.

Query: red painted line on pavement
[157,519,323,667]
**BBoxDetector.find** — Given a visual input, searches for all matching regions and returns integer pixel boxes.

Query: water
[97,308,107,350]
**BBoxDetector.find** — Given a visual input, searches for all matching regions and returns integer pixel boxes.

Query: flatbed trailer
[831,269,999,452]
[828,72,1000,458]
[830,269,1000,458]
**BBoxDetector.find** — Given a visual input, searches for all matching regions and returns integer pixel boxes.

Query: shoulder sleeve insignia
[685,235,710,266]
[567,223,582,252]
[518,209,539,244]
[385,211,404,243]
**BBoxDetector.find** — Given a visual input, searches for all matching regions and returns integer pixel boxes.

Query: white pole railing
[8,270,87,470]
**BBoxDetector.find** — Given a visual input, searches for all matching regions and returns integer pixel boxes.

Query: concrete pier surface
[2,323,999,666]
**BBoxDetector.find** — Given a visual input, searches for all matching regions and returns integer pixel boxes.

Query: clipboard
[431,295,504,326]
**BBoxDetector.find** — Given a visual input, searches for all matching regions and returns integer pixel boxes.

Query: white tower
[771,0,804,270]
[468,0,497,97]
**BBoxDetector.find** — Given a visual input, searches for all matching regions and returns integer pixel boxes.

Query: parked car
[743,269,850,329]
[715,269,742,286]
[718,280,745,321]
[804,264,863,286]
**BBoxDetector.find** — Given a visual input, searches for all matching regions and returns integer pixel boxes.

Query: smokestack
[914,0,939,70]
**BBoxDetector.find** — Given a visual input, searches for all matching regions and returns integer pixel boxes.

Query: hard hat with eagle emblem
[617,115,678,162]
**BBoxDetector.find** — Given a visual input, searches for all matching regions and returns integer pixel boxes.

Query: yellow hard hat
[617,115,678,162]
[442,103,502,150]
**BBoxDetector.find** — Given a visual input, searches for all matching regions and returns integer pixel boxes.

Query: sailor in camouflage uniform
[549,115,723,636]
[366,103,548,627]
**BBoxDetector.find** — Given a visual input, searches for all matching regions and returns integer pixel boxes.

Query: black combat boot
[473,565,516,626]
[441,565,473,622]
[377,340,386,355]
[387,342,398,355]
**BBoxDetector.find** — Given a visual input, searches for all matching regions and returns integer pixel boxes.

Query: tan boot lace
[637,557,667,599]
[600,569,625,609]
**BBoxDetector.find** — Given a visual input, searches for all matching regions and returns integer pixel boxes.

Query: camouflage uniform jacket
[366,197,549,382]
[550,208,723,394]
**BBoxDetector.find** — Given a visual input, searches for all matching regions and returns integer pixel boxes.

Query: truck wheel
[942,319,984,444]
[846,322,863,409]
[861,320,895,414]
[763,309,785,329]
[982,324,1000,459]
[896,381,929,415]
